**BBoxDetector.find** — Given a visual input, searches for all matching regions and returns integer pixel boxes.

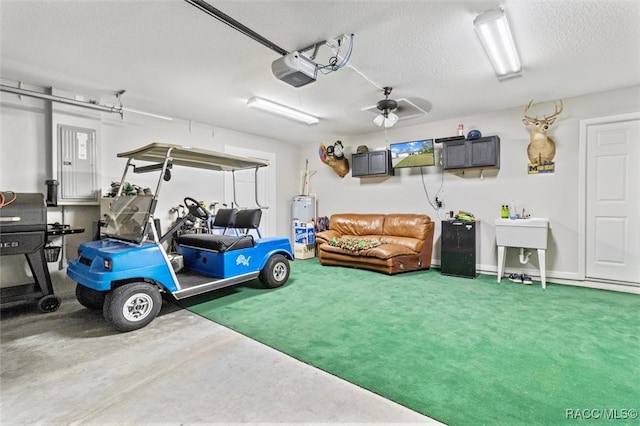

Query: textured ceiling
[1,0,639,146]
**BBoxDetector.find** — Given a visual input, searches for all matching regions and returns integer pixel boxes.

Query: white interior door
[223,146,276,237]
[585,117,640,284]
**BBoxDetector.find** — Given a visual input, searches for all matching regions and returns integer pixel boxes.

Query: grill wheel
[38,295,61,313]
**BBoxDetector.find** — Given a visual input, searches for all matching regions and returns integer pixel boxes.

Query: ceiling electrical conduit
[0,84,123,117]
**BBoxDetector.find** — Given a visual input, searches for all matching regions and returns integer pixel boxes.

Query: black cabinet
[442,135,500,170]
[441,220,478,278]
[352,150,394,177]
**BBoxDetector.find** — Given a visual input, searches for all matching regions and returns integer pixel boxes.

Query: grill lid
[0,192,47,233]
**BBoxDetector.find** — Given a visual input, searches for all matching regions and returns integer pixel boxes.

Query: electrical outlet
[327,34,350,49]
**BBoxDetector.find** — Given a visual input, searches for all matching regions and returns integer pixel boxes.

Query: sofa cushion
[330,214,384,236]
[320,242,416,260]
[383,214,432,240]
[381,235,423,253]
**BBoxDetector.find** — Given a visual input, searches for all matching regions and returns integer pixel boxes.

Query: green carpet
[179,258,640,425]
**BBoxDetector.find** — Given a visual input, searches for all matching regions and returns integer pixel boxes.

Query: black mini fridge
[441,220,478,278]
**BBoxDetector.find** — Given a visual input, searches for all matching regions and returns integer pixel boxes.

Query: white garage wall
[98,115,299,240]
[0,86,300,285]
[2,83,639,287]
[300,85,640,282]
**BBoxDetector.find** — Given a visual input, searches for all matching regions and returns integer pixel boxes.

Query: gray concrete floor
[1,271,443,425]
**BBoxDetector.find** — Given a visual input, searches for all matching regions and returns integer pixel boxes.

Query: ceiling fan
[373,86,399,128]
[352,86,431,128]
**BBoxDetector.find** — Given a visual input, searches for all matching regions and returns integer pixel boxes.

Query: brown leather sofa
[316,213,435,274]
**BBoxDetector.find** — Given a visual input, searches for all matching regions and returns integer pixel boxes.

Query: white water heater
[292,195,315,222]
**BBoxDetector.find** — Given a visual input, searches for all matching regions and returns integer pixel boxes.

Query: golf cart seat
[176,233,254,252]
[234,208,262,237]
[210,208,238,234]
[176,209,263,253]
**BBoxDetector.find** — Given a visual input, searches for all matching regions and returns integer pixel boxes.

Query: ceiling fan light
[372,86,400,128]
[385,112,399,127]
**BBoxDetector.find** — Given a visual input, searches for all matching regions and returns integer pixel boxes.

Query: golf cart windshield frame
[102,143,269,244]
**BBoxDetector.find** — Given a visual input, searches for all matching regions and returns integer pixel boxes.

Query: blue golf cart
[67,143,293,332]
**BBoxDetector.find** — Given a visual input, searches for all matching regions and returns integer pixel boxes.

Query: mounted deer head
[522,99,563,165]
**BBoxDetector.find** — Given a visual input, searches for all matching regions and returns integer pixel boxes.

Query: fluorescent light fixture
[247,97,319,124]
[474,8,521,79]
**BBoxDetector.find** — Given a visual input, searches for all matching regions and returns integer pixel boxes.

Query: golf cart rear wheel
[104,282,162,332]
[76,284,107,310]
[259,254,290,288]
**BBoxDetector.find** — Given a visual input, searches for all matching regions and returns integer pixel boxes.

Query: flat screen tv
[389,139,435,168]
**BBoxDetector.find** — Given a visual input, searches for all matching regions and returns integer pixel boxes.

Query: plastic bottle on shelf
[509,200,517,220]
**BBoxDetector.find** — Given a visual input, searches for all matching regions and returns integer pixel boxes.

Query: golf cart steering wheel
[183,197,209,220]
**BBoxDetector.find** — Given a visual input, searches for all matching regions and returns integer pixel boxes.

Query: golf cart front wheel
[104,282,162,332]
[259,254,290,288]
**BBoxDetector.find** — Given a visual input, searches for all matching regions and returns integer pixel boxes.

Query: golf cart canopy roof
[117,143,269,171]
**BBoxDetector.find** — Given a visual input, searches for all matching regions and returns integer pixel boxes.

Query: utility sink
[495,218,550,289]
[495,218,550,249]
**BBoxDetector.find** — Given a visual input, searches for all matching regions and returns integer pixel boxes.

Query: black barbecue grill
[0,192,61,312]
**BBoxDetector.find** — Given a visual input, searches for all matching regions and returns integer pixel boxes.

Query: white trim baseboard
[430,261,640,294]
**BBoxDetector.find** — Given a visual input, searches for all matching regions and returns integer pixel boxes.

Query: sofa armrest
[316,229,341,245]
[417,221,435,268]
